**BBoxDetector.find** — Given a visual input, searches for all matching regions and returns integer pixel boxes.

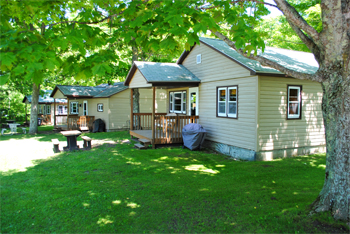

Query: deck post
[54,99,56,126]
[130,89,134,133]
[152,87,156,149]
[67,97,70,130]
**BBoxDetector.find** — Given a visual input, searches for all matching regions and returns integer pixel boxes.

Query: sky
[263,0,283,18]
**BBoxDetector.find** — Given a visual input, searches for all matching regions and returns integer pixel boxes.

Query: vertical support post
[67,97,70,130]
[130,88,134,131]
[25,103,27,124]
[54,99,56,126]
[152,87,156,149]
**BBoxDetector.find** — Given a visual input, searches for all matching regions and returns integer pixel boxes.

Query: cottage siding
[129,70,152,88]
[198,77,258,151]
[181,43,258,151]
[86,98,109,128]
[108,91,131,130]
[52,89,66,99]
[139,88,168,113]
[258,76,325,151]
[182,44,252,82]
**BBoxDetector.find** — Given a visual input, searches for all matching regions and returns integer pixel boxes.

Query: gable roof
[94,82,128,97]
[178,37,319,75]
[124,61,200,86]
[50,82,128,98]
[22,90,67,104]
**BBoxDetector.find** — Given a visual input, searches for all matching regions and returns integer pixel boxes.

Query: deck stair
[139,138,151,147]
[135,138,151,149]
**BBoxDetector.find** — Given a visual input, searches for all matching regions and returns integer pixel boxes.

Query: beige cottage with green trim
[125,37,325,160]
[51,82,131,131]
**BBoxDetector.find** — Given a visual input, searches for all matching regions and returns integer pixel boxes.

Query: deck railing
[132,113,167,130]
[154,115,199,144]
[67,115,95,130]
[55,115,67,125]
[130,113,199,144]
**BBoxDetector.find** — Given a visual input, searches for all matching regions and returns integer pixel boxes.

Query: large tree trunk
[29,83,40,134]
[311,72,350,222]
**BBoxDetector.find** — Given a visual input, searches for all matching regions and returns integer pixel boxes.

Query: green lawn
[0,130,348,233]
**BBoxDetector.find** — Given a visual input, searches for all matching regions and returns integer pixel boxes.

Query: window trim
[287,85,302,120]
[97,103,103,112]
[196,54,201,64]
[46,105,51,114]
[57,105,67,115]
[169,91,187,114]
[216,85,238,119]
[70,101,79,114]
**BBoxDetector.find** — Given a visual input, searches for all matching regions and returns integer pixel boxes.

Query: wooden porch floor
[130,130,152,141]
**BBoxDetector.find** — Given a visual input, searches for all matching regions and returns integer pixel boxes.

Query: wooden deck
[130,130,152,141]
[130,115,199,146]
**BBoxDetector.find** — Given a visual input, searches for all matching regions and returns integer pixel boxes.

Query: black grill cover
[92,118,106,133]
[182,123,207,150]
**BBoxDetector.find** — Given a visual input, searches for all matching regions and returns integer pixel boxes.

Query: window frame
[39,105,43,114]
[58,105,67,114]
[287,85,302,120]
[216,85,238,119]
[169,91,187,114]
[70,101,79,114]
[97,103,103,112]
[196,54,201,64]
[46,105,51,114]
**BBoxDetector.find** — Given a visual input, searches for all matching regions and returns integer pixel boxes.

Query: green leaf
[0,73,10,85]
[91,64,105,76]
[0,52,16,67]
[12,65,25,75]
[76,71,86,80]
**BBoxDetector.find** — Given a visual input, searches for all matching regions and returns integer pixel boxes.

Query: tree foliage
[1,0,349,223]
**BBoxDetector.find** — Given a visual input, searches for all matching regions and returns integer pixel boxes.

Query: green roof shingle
[23,90,67,104]
[134,61,200,83]
[198,37,319,75]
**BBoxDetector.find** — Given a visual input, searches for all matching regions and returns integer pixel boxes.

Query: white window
[196,54,201,64]
[58,105,67,114]
[70,102,79,114]
[217,86,238,118]
[287,85,302,119]
[39,105,43,114]
[97,103,103,112]
[46,105,51,114]
[169,91,187,114]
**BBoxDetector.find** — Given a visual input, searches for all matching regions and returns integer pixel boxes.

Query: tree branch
[199,0,279,10]
[213,31,323,82]
[273,0,320,42]
[280,17,322,63]
[18,13,120,34]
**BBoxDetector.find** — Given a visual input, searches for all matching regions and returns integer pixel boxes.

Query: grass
[0,130,348,233]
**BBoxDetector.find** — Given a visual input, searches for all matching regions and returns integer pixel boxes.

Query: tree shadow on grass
[1,139,348,233]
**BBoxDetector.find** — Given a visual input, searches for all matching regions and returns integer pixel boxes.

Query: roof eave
[177,45,196,64]
[124,62,137,86]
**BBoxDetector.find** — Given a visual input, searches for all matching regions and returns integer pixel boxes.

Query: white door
[83,101,88,116]
[188,87,199,116]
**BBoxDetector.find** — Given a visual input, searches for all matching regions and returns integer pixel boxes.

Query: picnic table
[8,123,20,135]
[60,130,82,151]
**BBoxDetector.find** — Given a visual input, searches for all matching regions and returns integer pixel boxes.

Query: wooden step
[139,138,151,146]
[134,143,147,149]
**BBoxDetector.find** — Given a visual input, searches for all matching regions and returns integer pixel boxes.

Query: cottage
[50,82,130,131]
[124,37,325,161]
[22,90,67,126]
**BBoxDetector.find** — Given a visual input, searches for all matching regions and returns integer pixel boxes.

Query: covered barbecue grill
[182,123,207,150]
[92,118,106,133]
